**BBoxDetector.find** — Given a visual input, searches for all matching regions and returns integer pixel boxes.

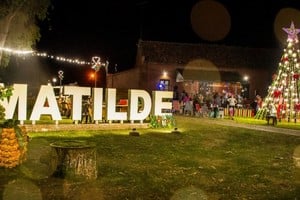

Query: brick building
[107,40,281,101]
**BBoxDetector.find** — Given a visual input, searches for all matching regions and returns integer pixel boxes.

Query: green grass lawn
[1,116,300,199]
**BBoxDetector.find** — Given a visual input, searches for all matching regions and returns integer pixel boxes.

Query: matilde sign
[0,84,173,123]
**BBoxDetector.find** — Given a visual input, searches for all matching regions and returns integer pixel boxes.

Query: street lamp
[52,77,57,86]
[242,75,250,99]
[91,56,101,88]
[58,70,64,97]
[243,75,249,82]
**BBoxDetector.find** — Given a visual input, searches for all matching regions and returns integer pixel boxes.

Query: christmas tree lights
[256,21,300,122]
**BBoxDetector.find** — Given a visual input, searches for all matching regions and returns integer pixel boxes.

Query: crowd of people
[172,90,263,119]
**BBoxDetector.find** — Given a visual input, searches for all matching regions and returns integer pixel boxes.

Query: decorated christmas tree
[255,22,300,122]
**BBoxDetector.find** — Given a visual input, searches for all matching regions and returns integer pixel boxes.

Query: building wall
[107,68,140,89]
[141,63,177,92]
[106,40,279,101]
[106,62,272,101]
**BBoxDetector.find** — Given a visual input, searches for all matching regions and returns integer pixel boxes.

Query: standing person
[250,99,258,116]
[212,93,220,118]
[227,95,237,119]
[184,96,193,115]
[255,95,262,112]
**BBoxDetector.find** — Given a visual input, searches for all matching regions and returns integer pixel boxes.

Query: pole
[94,70,97,88]
[58,70,64,97]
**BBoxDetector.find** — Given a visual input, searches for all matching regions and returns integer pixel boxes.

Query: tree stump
[50,140,97,180]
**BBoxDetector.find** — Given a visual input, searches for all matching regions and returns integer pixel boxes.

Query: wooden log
[50,140,97,180]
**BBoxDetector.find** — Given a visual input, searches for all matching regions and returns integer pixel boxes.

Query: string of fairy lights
[0,46,105,66]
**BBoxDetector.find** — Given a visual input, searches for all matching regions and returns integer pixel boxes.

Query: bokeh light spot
[274,7,300,45]
[191,0,231,41]
[184,59,221,82]
[3,178,42,200]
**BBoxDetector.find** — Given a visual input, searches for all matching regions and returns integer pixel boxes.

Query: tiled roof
[137,40,282,69]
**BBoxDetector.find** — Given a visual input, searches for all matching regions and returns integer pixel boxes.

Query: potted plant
[0,85,28,168]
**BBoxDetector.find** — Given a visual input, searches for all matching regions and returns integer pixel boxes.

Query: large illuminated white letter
[0,84,27,120]
[64,86,91,120]
[106,88,127,121]
[92,88,103,120]
[152,91,173,116]
[128,89,151,121]
[30,85,61,120]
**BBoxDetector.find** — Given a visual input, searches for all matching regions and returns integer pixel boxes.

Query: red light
[89,73,95,79]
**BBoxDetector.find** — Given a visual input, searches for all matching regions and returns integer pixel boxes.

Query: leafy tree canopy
[0,0,51,67]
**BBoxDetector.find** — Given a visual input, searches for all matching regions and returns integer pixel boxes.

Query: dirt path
[199,117,300,137]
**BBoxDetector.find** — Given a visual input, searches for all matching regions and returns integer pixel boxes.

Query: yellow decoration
[0,127,28,168]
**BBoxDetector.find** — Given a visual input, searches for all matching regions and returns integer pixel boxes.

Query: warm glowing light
[0,47,33,55]
[89,73,95,79]
[0,46,111,66]
[243,75,249,81]
[163,71,168,77]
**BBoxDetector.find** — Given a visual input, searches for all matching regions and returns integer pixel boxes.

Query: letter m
[0,84,27,120]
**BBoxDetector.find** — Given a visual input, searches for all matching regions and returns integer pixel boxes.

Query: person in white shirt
[227,95,237,119]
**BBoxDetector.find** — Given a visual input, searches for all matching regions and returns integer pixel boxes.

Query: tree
[255,21,300,122]
[0,0,51,67]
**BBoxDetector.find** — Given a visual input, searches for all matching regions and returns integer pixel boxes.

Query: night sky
[4,0,300,86]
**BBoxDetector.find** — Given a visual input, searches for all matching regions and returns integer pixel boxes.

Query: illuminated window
[158,79,170,91]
